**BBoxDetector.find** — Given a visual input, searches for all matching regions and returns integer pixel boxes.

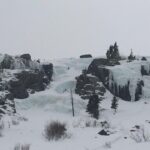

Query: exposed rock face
[80,54,92,58]
[0,53,53,115]
[9,70,48,99]
[9,79,29,99]
[88,58,120,70]
[75,70,106,99]
[88,66,132,101]
[15,71,46,91]
[42,63,53,81]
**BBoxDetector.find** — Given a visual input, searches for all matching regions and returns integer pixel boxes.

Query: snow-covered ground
[1,58,150,150]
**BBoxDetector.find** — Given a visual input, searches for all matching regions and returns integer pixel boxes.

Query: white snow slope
[1,58,150,150]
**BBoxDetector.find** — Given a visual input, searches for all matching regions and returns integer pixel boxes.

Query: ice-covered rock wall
[87,58,150,101]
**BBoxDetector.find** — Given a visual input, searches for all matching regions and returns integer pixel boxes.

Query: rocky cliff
[0,54,53,116]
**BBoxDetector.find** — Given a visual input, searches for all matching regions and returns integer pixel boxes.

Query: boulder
[19,54,32,68]
[98,130,110,136]
[141,57,147,61]
[20,54,31,61]
[80,54,92,58]
[0,54,14,69]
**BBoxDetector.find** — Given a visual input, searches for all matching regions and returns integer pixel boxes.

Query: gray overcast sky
[0,0,150,59]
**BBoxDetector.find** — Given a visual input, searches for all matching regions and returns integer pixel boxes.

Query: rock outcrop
[0,54,14,69]
[86,58,149,101]
[80,54,92,58]
[0,53,53,115]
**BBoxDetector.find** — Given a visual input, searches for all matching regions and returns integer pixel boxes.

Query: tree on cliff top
[106,42,120,61]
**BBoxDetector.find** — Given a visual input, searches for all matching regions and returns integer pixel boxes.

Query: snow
[1,57,150,150]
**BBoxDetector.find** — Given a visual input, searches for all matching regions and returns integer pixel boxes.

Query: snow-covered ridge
[2,57,150,150]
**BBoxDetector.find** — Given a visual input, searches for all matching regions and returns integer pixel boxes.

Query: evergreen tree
[86,94,101,119]
[128,49,136,61]
[113,42,120,60]
[106,42,120,60]
[111,96,118,114]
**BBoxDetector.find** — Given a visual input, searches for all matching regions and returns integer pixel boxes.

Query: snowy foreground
[1,58,150,150]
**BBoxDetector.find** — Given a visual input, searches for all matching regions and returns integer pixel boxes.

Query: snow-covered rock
[0,53,53,115]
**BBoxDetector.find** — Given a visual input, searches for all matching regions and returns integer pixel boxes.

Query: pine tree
[113,42,120,60]
[128,49,136,61]
[111,96,118,114]
[86,94,101,119]
[106,42,120,61]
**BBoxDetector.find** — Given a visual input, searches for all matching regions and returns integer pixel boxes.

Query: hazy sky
[0,0,150,59]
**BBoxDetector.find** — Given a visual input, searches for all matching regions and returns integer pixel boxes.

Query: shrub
[104,142,111,149]
[12,119,19,126]
[14,144,30,150]
[72,117,101,128]
[85,119,100,127]
[0,120,4,130]
[141,57,147,61]
[44,121,67,141]
[111,96,118,114]
[100,121,110,129]
[18,116,28,122]
[128,49,136,61]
